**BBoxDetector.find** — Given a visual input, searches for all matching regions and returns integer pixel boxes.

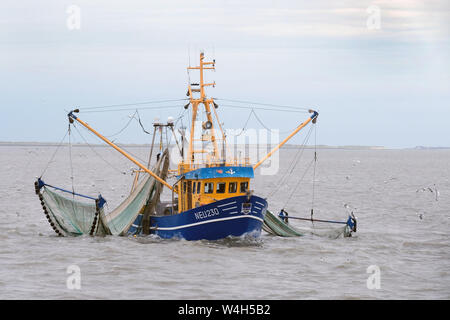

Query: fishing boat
[34,52,320,241]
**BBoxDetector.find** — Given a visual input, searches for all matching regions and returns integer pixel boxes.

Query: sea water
[0,145,448,299]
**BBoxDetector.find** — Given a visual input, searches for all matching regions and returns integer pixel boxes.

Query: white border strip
[222,206,238,211]
[151,215,264,231]
[217,201,237,208]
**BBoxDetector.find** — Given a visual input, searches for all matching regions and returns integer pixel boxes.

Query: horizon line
[1,141,449,150]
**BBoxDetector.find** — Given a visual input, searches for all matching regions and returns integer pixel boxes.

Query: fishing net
[263,210,353,239]
[100,173,156,235]
[263,210,304,237]
[35,182,106,236]
[35,149,169,237]
[290,224,351,239]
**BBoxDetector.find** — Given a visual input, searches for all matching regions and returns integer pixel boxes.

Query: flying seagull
[416,184,439,201]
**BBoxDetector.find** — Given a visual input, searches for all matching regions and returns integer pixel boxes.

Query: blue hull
[128,195,267,241]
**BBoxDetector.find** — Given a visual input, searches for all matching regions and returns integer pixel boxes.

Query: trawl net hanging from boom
[34,151,168,237]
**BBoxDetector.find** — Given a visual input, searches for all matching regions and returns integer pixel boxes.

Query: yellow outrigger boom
[253,109,318,170]
[68,110,175,192]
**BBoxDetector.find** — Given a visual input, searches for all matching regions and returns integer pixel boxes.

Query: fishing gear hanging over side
[261,118,358,238]
[35,110,172,237]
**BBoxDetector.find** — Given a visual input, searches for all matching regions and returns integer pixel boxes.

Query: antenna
[188,44,191,67]
[212,44,215,68]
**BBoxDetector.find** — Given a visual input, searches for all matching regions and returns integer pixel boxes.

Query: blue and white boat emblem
[241,203,252,215]
[226,168,235,175]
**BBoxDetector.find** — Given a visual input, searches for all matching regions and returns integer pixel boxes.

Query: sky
[0,0,449,148]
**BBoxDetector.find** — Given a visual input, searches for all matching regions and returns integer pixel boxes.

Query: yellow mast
[184,53,318,171]
[186,52,222,167]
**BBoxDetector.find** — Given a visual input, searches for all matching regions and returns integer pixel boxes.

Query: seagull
[343,203,357,212]
[383,177,397,184]
[416,184,439,201]
[344,203,356,209]
[433,184,440,201]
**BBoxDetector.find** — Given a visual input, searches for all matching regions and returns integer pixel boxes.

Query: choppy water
[0,145,449,299]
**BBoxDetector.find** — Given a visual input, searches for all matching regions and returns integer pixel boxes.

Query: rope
[283,157,315,208]
[38,180,99,201]
[277,213,348,225]
[227,108,299,138]
[67,123,81,224]
[216,98,311,111]
[311,124,317,212]
[105,110,139,138]
[40,129,70,178]
[281,124,317,210]
[80,105,185,114]
[250,109,300,134]
[266,125,314,199]
[72,124,127,175]
[68,124,75,195]
[35,182,63,236]
[166,105,188,149]
[78,99,189,111]
[220,104,307,114]
[136,110,152,135]
[228,109,254,137]
[251,109,275,132]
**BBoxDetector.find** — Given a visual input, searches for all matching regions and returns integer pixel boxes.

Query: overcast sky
[1,0,449,148]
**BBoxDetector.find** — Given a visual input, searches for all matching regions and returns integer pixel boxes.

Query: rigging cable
[68,122,82,223]
[220,104,307,114]
[231,109,254,137]
[40,129,70,178]
[278,123,318,214]
[265,125,314,199]
[73,112,158,167]
[68,123,75,195]
[80,105,185,114]
[105,110,139,138]
[78,99,189,111]
[282,157,315,210]
[227,108,298,137]
[251,108,296,133]
[72,123,127,175]
[135,110,152,135]
[166,105,188,154]
[311,123,318,214]
[216,98,311,112]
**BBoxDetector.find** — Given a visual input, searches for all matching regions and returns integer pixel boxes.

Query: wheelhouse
[176,166,254,211]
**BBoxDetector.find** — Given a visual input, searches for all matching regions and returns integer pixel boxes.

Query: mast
[185,52,223,167]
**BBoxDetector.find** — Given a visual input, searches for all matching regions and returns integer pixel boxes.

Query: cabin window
[216,182,226,194]
[240,181,248,193]
[204,182,214,194]
[229,182,237,193]
[183,181,187,193]
[192,182,197,194]
[197,181,201,194]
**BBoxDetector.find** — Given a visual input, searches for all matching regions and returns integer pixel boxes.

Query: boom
[68,110,175,192]
[253,109,318,170]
